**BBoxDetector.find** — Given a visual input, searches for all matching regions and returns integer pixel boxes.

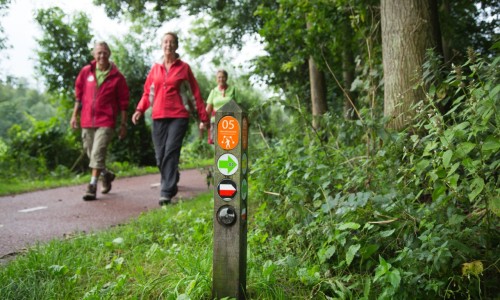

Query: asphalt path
[0,169,210,263]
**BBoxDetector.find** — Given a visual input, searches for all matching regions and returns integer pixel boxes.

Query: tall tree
[35,7,93,99]
[93,0,498,131]
[306,21,328,129]
[381,0,438,130]
[308,55,328,129]
[0,0,11,52]
[339,11,359,119]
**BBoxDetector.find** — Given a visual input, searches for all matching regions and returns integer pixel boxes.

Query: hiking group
[70,33,237,206]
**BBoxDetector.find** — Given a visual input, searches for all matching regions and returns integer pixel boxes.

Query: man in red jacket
[70,41,130,201]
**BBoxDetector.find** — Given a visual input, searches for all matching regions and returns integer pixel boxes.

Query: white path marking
[18,206,48,213]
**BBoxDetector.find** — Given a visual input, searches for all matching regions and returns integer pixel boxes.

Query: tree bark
[306,20,328,129]
[308,56,328,129]
[440,0,452,63]
[342,18,357,120]
[381,0,438,130]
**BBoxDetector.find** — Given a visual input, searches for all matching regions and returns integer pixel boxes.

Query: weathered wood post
[212,100,249,299]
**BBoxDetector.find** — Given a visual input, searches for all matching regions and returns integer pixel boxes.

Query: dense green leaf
[455,142,476,159]
[346,244,361,266]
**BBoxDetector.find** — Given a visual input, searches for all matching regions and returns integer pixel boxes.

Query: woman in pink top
[132,32,209,206]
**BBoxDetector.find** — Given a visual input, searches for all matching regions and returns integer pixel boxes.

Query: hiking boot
[159,196,171,206]
[101,171,115,194]
[83,184,97,201]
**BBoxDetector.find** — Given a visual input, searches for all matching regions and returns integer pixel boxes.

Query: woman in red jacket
[132,32,209,206]
[70,41,130,201]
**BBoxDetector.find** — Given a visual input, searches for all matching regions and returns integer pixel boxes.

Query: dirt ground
[0,169,210,263]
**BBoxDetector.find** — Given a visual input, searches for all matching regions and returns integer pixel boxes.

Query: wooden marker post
[212,100,249,299]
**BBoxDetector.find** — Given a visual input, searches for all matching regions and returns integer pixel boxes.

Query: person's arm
[70,101,81,129]
[118,110,127,139]
[199,103,214,130]
[132,65,154,125]
[206,103,214,116]
[71,68,85,129]
[116,74,130,138]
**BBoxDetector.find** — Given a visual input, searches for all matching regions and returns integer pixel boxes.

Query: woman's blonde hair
[162,32,179,47]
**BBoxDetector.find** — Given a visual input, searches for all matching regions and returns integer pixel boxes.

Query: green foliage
[249,51,499,299]
[0,0,11,51]
[0,194,214,299]
[0,78,56,139]
[439,0,499,62]
[106,30,157,166]
[35,7,93,100]
[181,138,214,165]
[1,116,81,180]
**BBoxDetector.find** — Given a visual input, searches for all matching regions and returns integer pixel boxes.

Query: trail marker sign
[217,115,239,150]
[213,100,249,300]
[218,179,237,199]
[217,153,238,176]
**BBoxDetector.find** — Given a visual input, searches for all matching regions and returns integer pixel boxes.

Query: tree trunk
[381,0,438,131]
[306,21,328,130]
[342,18,357,120]
[440,0,452,63]
[308,56,328,129]
[428,0,444,58]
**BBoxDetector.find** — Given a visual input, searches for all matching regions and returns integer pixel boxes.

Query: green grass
[0,192,307,299]
[0,193,313,299]
[0,194,214,299]
[0,156,313,299]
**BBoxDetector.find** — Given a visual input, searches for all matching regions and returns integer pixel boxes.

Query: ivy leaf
[338,222,361,230]
[360,244,379,259]
[442,150,453,168]
[468,177,484,201]
[489,83,500,99]
[447,162,460,177]
[388,269,401,288]
[415,159,430,175]
[482,136,500,153]
[423,141,438,157]
[346,244,361,266]
[318,245,336,263]
[448,173,460,189]
[489,196,500,217]
[374,256,390,282]
[379,229,395,238]
[455,142,475,159]
[432,184,447,201]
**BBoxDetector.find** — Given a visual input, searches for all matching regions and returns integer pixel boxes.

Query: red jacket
[75,61,130,128]
[135,59,209,123]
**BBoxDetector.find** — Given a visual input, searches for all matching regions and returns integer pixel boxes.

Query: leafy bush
[1,116,81,180]
[249,50,499,299]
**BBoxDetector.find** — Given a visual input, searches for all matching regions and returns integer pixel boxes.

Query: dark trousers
[152,118,189,198]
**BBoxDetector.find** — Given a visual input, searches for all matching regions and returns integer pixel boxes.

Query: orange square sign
[217,116,239,150]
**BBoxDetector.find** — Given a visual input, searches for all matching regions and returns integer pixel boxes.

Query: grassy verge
[0,193,214,299]
[0,192,307,299]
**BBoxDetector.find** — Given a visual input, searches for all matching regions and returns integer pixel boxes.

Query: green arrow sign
[218,154,239,176]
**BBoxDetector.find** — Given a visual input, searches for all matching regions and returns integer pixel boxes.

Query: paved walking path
[0,169,210,262]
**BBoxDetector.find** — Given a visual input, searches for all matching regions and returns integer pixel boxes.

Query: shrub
[248,50,499,299]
